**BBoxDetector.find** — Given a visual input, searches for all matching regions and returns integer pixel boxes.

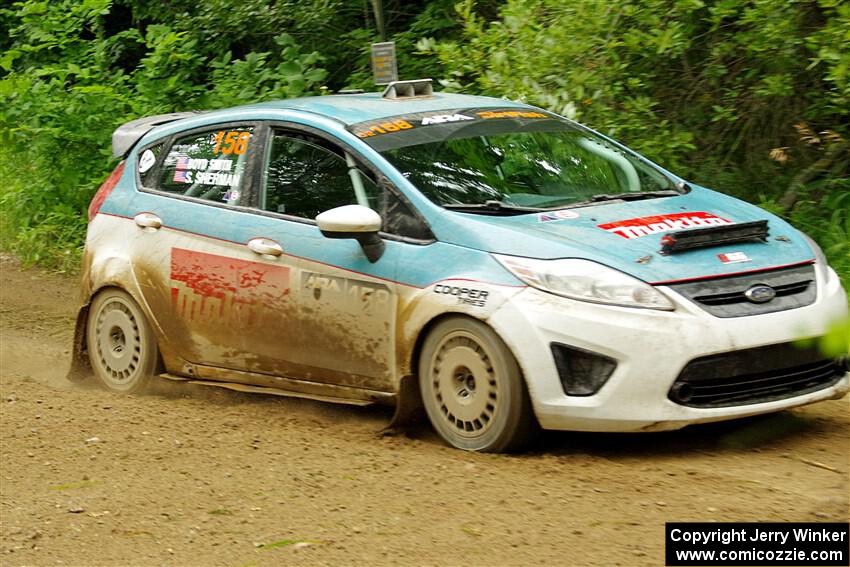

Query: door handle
[134,212,162,230]
[247,237,283,257]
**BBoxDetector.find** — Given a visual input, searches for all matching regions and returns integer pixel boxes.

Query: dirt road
[1,254,848,567]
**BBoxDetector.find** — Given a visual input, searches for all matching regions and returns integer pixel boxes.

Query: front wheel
[86,288,159,394]
[418,317,537,452]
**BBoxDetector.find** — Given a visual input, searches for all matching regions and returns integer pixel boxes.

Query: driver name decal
[598,212,732,239]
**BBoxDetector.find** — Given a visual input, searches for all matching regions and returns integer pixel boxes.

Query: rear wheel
[418,317,536,452]
[86,288,158,394]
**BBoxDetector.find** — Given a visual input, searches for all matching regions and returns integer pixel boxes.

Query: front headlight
[494,254,675,310]
[800,232,834,285]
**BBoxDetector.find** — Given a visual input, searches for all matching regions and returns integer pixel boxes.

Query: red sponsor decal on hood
[598,212,732,239]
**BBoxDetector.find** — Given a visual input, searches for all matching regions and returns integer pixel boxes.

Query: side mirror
[315,205,385,263]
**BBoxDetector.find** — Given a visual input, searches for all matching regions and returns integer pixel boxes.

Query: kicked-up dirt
[1,254,848,566]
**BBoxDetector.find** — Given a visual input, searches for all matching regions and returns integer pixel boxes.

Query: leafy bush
[419,0,849,289]
[0,0,847,299]
[0,0,329,270]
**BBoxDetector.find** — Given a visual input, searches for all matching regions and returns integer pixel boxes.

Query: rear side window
[137,143,163,186]
[156,126,254,205]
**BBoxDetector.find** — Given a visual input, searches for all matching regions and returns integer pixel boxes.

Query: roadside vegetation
[1,0,847,293]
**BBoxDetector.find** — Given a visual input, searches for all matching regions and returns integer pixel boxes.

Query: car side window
[262,132,379,218]
[137,143,163,186]
[382,190,433,241]
[261,130,433,240]
[156,126,254,205]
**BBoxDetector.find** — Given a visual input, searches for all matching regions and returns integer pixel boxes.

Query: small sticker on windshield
[538,210,580,222]
[476,110,548,120]
[138,149,156,173]
[353,119,415,138]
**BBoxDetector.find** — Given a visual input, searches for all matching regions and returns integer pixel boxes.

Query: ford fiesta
[71,79,849,452]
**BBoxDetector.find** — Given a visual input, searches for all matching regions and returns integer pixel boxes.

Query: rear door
[126,122,297,372]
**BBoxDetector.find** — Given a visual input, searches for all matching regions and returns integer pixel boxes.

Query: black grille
[669,342,845,408]
[667,264,816,317]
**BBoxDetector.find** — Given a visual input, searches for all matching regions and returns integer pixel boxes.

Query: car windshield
[352,109,680,211]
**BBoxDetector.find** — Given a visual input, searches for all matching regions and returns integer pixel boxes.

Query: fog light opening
[670,382,694,403]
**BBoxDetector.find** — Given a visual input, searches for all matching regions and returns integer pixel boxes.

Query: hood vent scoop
[660,220,769,255]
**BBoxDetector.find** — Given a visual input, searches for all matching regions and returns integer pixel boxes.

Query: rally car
[70,79,849,451]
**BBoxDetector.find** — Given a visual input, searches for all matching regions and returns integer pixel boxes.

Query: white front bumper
[488,267,849,432]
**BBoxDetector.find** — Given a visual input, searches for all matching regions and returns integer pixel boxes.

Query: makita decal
[170,248,289,321]
[598,212,732,239]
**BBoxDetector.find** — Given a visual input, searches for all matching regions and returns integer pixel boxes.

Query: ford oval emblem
[744,284,776,303]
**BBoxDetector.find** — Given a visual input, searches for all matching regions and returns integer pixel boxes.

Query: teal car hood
[438,187,814,284]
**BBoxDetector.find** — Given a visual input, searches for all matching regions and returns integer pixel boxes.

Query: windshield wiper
[566,189,682,209]
[444,189,683,214]
[591,190,682,202]
[443,200,545,214]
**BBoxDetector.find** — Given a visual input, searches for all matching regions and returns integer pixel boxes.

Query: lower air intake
[669,342,844,408]
[551,343,617,396]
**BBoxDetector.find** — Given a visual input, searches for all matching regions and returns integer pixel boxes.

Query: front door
[230,127,402,391]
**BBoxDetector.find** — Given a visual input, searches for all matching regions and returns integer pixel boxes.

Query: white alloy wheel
[86,288,158,393]
[419,317,536,452]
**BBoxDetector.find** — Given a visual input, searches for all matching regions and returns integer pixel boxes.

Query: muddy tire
[418,316,536,452]
[86,288,158,394]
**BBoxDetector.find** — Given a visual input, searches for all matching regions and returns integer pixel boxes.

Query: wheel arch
[389,311,539,432]
[389,312,468,428]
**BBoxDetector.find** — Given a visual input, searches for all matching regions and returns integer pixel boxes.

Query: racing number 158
[213,131,250,155]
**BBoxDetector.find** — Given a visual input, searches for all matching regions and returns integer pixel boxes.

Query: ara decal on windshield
[421,113,474,125]
[598,212,732,239]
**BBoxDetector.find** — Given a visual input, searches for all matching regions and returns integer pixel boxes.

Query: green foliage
[421,0,849,288]
[202,35,328,108]
[0,0,332,270]
[795,318,850,357]
[0,0,847,298]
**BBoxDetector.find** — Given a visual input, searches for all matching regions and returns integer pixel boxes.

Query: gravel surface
[1,255,847,566]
